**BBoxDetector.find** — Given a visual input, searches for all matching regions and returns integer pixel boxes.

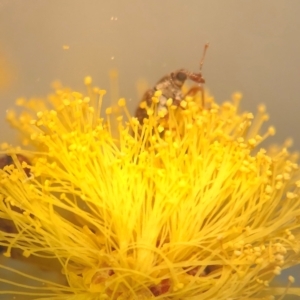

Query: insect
[0,154,31,253]
[135,43,209,124]
[0,154,31,176]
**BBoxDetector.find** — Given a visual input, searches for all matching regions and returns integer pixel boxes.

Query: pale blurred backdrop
[0,0,299,299]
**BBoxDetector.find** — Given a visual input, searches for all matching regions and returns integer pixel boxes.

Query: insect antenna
[199,43,209,107]
[200,43,209,71]
[199,43,209,109]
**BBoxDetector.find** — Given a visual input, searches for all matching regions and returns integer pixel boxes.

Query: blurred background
[0,0,299,299]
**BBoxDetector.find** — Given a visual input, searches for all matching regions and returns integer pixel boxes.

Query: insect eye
[175,71,187,82]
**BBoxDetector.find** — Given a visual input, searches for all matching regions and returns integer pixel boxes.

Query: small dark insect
[0,154,31,176]
[135,43,209,124]
[0,154,31,253]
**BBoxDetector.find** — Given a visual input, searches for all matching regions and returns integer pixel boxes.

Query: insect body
[0,154,31,253]
[135,43,209,124]
[0,154,31,176]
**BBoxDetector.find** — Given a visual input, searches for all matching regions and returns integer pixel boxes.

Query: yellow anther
[273,266,281,275]
[105,107,112,115]
[63,99,70,106]
[16,98,26,106]
[37,111,43,118]
[233,92,242,101]
[248,138,256,146]
[147,109,153,116]
[151,96,159,103]
[139,101,147,109]
[288,276,295,283]
[158,125,164,133]
[258,104,266,113]
[118,98,126,107]
[268,126,276,136]
[166,98,173,106]
[265,185,273,194]
[180,100,187,108]
[154,90,162,97]
[84,76,92,85]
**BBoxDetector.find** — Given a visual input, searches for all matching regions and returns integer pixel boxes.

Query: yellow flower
[0,77,300,299]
